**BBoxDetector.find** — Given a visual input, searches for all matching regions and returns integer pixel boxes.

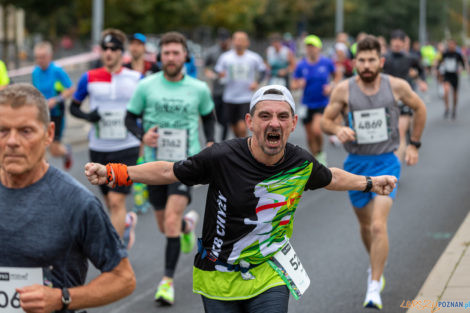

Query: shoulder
[87,67,112,83]
[387,74,409,88]
[335,79,350,94]
[138,71,161,86]
[120,67,142,80]
[247,50,263,60]
[285,143,315,163]
[183,75,210,91]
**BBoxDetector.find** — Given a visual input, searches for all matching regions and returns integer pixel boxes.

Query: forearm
[68,258,135,310]
[70,100,89,120]
[410,103,427,141]
[127,161,179,185]
[320,116,342,136]
[61,87,75,99]
[125,111,144,141]
[201,110,215,143]
[257,70,266,84]
[325,167,368,191]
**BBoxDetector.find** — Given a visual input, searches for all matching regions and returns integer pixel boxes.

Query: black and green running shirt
[173,138,332,300]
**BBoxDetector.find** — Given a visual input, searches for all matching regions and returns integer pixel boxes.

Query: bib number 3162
[268,242,310,300]
[0,267,43,312]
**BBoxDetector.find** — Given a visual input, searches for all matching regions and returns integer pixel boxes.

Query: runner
[204,28,231,141]
[0,83,135,313]
[123,32,160,214]
[0,59,10,89]
[266,33,296,88]
[70,28,140,249]
[321,35,427,310]
[215,31,266,138]
[291,34,341,165]
[383,30,427,162]
[85,84,397,313]
[125,31,215,305]
[123,33,160,77]
[32,41,75,170]
[437,39,467,119]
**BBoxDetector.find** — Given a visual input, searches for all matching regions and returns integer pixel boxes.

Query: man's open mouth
[266,132,281,145]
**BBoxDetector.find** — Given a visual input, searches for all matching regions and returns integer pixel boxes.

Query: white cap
[250,85,296,113]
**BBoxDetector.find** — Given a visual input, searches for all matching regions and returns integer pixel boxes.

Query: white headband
[250,85,296,113]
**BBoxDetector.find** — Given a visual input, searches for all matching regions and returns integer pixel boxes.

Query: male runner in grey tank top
[321,36,427,310]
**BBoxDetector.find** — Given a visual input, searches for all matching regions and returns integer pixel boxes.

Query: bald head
[233,31,249,54]
[34,42,53,70]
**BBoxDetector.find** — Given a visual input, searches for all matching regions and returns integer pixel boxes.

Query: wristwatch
[61,288,71,310]
[409,140,421,149]
[363,176,373,193]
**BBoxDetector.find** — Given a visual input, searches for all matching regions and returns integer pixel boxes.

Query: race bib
[97,110,127,140]
[444,58,457,72]
[353,108,388,144]
[0,267,43,312]
[156,128,188,161]
[231,64,251,81]
[268,242,310,300]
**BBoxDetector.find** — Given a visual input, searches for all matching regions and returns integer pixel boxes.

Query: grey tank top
[343,74,400,155]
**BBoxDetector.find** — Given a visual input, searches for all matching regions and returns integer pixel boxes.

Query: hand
[405,145,419,166]
[371,175,398,195]
[249,82,259,91]
[87,109,101,123]
[336,126,356,143]
[418,80,428,92]
[206,141,214,147]
[323,84,333,96]
[47,98,57,109]
[277,69,288,77]
[16,285,62,313]
[142,126,159,148]
[218,71,226,79]
[84,162,109,185]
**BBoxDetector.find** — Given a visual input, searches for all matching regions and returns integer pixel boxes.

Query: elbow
[122,268,136,297]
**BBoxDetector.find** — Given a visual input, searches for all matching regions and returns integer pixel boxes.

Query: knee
[164,214,181,236]
[371,221,387,237]
[108,198,125,213]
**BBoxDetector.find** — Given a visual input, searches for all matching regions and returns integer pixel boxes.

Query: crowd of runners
[0,25,467,313]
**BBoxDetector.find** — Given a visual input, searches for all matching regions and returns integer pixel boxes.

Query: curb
[406,211,470,313]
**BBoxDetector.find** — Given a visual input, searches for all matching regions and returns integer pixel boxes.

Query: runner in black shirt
[85,85,397,313]
[437,39,467,119]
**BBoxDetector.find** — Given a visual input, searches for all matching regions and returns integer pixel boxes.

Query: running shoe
[444,109,449,119]
[181,210,199,253]
[363,280,383,310]
[63,144,73,170]
[367,268,385,292]
[123,212,138,250]
[451,110,456,120]
[155,278,174,305]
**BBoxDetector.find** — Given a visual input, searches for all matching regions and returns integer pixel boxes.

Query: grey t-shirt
[0,166,127,289]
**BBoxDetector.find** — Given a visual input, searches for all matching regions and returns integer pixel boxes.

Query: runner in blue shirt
[292,35,341,165]
[32,41,75,170]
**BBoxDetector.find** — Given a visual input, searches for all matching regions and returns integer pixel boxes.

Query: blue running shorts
[343,152,401,209]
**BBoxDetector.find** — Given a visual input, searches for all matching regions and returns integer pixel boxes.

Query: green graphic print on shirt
[228,161,313,265]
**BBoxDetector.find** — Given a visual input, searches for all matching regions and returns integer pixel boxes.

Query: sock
[164,237,181,278]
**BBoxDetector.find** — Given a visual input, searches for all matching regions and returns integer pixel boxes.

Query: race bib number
[231,64,251,81]
[444,58,457,72]
[268,242,310,300]
[97,110,127,140]
[156,128,187,161]
[0,267,43,312]
[353,108,388,144]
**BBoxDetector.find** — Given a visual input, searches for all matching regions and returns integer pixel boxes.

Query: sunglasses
[101,45,120,51]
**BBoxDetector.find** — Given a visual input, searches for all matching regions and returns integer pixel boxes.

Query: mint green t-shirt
[127,72,214,162]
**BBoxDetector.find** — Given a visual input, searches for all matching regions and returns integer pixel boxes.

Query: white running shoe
[367,267,386,292]
[363,280,383,310]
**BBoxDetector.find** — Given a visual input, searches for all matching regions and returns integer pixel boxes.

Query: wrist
[363,176,373,193]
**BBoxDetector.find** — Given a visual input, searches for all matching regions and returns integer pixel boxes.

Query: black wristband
[363,176,373,193]
[61,287,71,310]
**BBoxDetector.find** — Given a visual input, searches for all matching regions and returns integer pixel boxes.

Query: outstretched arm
[85,161,179,186]
[325,167,397,195]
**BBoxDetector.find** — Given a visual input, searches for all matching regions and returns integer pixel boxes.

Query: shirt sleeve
[458,53,466,67]
[173,145,214,186]
[127,80,146,115]
[198,83,215,116]
[214,54,225,74]
[78,196,127,273]
[256,54,266,72]
[73,72,89,102]
[57,67,73,89]
[304,154,332,190]
[0,61,9,86]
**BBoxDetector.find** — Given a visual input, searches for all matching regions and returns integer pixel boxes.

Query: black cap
[390,29,406,41]
[217,28,231,41]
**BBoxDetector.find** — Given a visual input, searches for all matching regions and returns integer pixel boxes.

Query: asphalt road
[49,78,470,313]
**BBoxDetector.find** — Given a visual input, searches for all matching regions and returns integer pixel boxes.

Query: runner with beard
[85,84,397,313]
[321,36,427,310]
[125,31,215,305]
